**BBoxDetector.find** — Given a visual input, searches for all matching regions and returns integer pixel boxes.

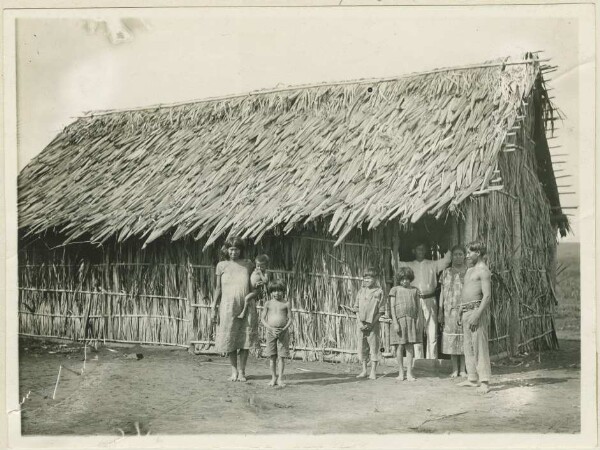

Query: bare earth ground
[19,338,580,435]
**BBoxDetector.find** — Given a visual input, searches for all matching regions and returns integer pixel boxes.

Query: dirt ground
[18,337,580,435]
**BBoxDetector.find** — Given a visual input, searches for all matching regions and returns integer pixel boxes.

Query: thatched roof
[18,53,564,247]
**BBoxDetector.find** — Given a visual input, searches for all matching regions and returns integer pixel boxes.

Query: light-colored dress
[214,259,259,353]
[389,286,422,345]
[440,266,467,355]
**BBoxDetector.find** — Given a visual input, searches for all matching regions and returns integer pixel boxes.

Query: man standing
[458,241,492,394]
[400,242,451,359]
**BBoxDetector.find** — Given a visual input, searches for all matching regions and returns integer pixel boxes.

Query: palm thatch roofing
[18,53,566,247]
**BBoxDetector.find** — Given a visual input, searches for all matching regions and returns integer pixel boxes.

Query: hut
[18,53,569,360]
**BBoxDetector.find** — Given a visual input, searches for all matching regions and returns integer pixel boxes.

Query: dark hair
[395,267,415,283]
[267,279,286,294]
[363,266,379,278]
[450,245,466,255]
[467,241,487,257]
[255,254,270,264]
[220,236,246,260]
[413,241,428,250]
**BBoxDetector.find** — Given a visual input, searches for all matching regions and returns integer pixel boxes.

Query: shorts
[265,329,290,358]
[357,323,381,362]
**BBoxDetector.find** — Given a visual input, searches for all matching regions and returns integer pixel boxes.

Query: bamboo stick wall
[18,223,401,360]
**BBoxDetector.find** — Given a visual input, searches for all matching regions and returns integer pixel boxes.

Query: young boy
[351,267,384,380]
[260,280,292,387]
[238,254,270,319]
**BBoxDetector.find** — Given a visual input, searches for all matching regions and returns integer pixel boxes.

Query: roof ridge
[85,54,547,118]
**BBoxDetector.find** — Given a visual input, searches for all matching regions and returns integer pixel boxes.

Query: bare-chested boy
[261,280,292,387]
[458,241,492,394]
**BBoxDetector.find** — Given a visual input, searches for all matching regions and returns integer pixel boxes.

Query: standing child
[260,280,292,387]
[389,267,422,381]
[351,268,384,380]
[238,254,270,319]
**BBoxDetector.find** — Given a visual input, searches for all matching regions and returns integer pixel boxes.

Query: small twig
[410,411,468,429]
[52,366,62,400]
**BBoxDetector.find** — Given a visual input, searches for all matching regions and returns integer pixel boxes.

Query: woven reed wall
[19,222,404,360]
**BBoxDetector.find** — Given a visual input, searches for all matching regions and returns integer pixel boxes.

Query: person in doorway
[439,245,468,377]
[399,242,451,359]
[458,241,492,394]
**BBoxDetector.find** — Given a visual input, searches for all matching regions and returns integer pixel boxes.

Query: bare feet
[368,371,377,380]
[237,373,247,382]
[268,378,276,387]
[356,371,368,378]
[458,380,479,387]
[477,382,490,394]
[230,373,238,382]
[406,373,416,381]
[449,371,459,378]
[396,372,405,381]
[276,377,286,387]
[459,371,468,378]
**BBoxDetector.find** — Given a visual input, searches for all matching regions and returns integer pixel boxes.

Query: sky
[15,7,585,241]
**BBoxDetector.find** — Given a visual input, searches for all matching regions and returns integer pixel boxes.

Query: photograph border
[2,2,597,449]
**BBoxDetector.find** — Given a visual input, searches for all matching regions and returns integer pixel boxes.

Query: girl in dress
[389,267,422,381]
[439,245,468,378]
[211,237,258,382]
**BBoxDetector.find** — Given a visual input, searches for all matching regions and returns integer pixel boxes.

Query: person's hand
[466,313,480,331]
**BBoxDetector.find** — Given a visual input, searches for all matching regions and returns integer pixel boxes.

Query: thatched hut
[18,53,568,360]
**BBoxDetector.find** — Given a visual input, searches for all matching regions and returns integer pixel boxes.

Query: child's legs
[367,327,380,371]
[277,356,285,378]
[397,344,405,373]
[269,355,277,379]
[357,331,369,373]
[238,349,249,374]
[228,351,238,380]
[405,344,415,375]
[451,355,460,373]
[459,355,466,373]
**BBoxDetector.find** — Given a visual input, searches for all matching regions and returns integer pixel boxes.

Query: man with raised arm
[458,241,492,394]
[399,242,451,359]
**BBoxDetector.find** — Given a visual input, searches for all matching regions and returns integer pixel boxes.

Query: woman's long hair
[219,236,247,261]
